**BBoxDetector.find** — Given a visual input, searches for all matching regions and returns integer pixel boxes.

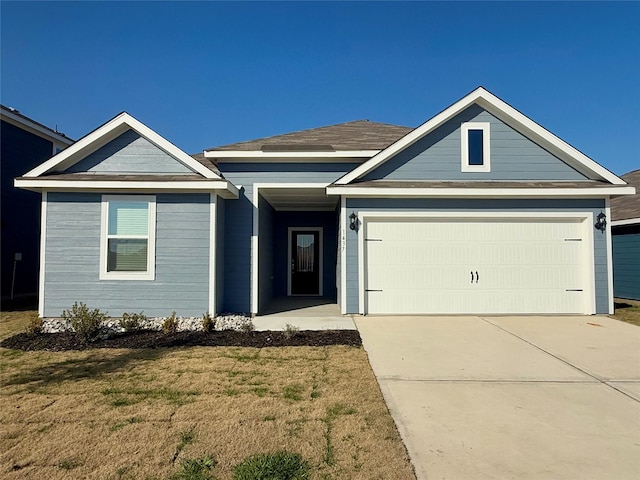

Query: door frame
[288,226,323,296]
[358,211,595,315]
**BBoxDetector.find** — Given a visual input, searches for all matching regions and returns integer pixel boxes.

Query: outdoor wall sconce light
[594,211,607,233]
[349,212,359,231]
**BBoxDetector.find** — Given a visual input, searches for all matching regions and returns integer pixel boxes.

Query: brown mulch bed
[0,329,362,351]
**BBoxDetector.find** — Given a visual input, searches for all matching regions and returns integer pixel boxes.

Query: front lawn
[0,310,415,480]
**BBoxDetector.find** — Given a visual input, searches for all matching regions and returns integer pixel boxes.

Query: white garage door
[363,217,589,315]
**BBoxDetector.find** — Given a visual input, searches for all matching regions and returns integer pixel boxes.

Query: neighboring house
[611,169,640,300]
[14,87,635,318]
[1,105,74,300]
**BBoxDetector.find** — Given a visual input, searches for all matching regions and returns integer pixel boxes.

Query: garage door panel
[364,218,588,315]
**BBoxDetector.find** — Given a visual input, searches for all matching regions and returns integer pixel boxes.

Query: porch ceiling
[260,187,338,211]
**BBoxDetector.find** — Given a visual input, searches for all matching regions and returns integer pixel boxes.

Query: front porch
[254,185,341,317]
[254,295,355,331]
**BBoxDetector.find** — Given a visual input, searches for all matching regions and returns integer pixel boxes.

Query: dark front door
[290,230,320,295]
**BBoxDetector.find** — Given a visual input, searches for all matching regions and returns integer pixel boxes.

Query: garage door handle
[470,271,474,283]
[476,271,479,283]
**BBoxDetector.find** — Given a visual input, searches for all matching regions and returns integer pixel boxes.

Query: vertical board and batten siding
[344,198,609,314]
[43,192,210,317]
[612,227,640,300]
[219,162,359,312]
[360,105,589,181]
[65,129,194,174]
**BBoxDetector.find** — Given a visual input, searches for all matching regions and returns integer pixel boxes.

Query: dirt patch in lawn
[0,311,415,480]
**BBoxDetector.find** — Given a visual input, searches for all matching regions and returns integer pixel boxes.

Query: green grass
[282,383,304,401]
[101,386,200,406]
[233,451,309,480]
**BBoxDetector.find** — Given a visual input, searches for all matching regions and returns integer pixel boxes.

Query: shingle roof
[206,120,413,152]
[611,169,640,222]
[1,104,74,142]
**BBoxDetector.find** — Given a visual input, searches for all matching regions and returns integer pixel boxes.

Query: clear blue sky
[2,1,639,174]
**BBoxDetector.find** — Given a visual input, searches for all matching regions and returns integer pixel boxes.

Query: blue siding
[258,196,275,309]
[218,162,357,313]
[344,198,608,314]
[43,192,210,317]
[361,105,589,182]
[66,129,194,174]
[612,229,640,300]
[1,120,53,297]
[216,196,226,314]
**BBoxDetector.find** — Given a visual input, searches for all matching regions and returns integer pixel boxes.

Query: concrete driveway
[355,316,640,480]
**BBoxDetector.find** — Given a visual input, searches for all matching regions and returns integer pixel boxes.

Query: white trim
[204,150,379,160]
[287,227,324,296]
[14,178,239,198]
[99,194,156,281]
[23,112,221,180]
[357,211,596,316]
[209,193,217,315]
[326,185,635,198]
[340,195,347,314]
[1,109,74,146]
[605,198,614,314]
[611,217,640,227]
[38,191,48,317]
[461,122,491,172]
[335,87,625,186]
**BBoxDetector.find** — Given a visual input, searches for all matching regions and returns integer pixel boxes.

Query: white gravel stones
[42,313,254,337]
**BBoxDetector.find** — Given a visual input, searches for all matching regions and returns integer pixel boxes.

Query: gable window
[461,122,490,172]
[100,195,156,280]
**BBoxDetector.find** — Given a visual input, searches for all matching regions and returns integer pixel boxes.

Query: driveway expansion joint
[479,316,640,404]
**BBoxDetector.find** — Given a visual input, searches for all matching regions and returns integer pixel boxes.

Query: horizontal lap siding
[361,105,588,181]
[219,162,358,313]
[612,232,640,300]
[44,192,209,317]
[66,129,193,174]
[344,198,608,314]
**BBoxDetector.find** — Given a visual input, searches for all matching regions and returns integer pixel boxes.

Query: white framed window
[100,195,156,280]
[461,122,490,172]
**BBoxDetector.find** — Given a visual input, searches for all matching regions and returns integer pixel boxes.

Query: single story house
[611,169,639,300]
[15,87,635,318]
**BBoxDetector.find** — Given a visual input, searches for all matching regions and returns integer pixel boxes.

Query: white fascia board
[204,150,379,160]
[14,178,239,198]
[24,112,221,180]
[335,89,486,185]
[326,185,637,198]
[336,87,626,186]
[1,109,75,146]
[611,217,640,226]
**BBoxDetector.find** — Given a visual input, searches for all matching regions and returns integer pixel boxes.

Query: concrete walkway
[355,315,640,480]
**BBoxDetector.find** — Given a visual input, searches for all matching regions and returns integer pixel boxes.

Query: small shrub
[170,455,217,480]
[163,311,178,334]
[202,312,216,333]
[283,323,300,339]
[25,313,44,335]
[61,302,108,343]
[119,312,146,332]
[233,451,309,480]
[238,320,255,332]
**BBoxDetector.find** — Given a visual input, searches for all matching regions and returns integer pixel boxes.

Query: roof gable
[359,104,589,182]
[335,87,625,186]
[23,112,220,179]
